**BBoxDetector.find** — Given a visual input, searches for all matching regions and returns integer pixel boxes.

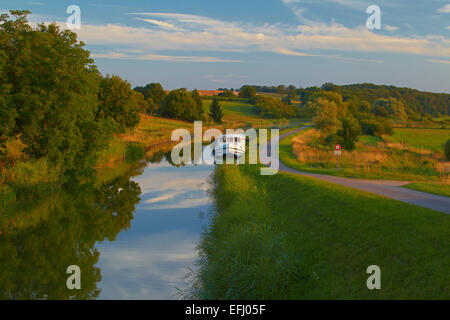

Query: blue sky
[2,0,449,92]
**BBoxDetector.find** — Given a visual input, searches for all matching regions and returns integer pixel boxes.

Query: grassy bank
[1,110,287,213]
[404,182,450,197]
[190,164,450,299]
[279,128,449,182]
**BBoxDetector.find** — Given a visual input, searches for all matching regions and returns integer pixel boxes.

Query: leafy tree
[277,85,287,95]
[337,117,361,150]
[192,89,204,119]
[253,96,296,118]
[239,86,257,99]
[131,90,148,113]
[159,89,203,121]
[218,90,235,97]
[134,83,166,105]
[359,100,371,114]
[287,85,297,99]
[321,82,337,91]
[97,75,140,133]
[0,10,108,171]
[360,118,393,137]
[373,104,389,117]
[314,91,348,118]
[209,98,223,123]
[313,98,339,138]
[146,97,158,115]
[373,98,407,121]
[445,139,450,161]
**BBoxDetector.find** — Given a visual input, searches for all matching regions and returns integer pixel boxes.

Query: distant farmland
[391,128,450,151]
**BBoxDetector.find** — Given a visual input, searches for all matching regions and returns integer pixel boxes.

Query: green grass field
[202,99,295,128]
[278,127,448,183]
[202,99,257,121]
[404,182,450,197]
[391,128,450,151]
[189,164,450,299]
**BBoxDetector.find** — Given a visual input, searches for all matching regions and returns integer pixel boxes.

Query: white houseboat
[213,134,246,159]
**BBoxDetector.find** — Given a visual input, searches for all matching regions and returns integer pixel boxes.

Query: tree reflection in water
[0,145,211,300]
[0,174,142,300]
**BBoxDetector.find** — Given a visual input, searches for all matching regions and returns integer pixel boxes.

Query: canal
[0,154,215,300]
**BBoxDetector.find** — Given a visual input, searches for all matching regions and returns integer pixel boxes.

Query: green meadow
[202,98,293,127]
[390,128,450,151]
[190,164,450,299]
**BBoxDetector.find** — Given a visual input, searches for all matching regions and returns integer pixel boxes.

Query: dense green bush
[0,11,141,176]
[0,11,104,170]
[252,96,296,119]
[360,118,393,137]
[134,83,166,104]
[238,86,257,99]
[97,75,141,133]
[337,117,362,150]
[159,89,204,121]
[125,143,146,163]
[218,90,235,97]
[445,139,450,161]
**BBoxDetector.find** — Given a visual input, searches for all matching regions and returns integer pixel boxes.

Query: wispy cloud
[135,18,183,31]
[273,48,318,57]
[437,4,450,13]
[384,25,399,31]
[30,5,447,65]
[92,51,243,63]
[427,58,450,65]
[70,13,449,58]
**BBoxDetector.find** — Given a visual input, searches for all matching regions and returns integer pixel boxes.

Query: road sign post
[334,144,342,169]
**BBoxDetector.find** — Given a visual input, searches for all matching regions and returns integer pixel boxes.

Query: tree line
[241,83,449,118]
[0,10,225,181]
[0,11,144,177]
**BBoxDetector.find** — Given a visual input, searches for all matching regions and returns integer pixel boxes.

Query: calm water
[95,160,213,299]
[0,156,214,300]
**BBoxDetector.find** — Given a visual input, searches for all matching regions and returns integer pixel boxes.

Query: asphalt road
[269,126,450,215]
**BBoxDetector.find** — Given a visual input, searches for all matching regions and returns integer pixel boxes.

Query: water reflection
[95,158,213,299]
[0,151,214,300]
[0,175,142,299]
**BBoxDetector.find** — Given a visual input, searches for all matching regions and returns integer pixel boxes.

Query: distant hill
[242,83,450,117]
[321,83,449,116]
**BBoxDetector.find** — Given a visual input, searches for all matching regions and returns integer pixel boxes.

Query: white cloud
[325,55,384,64]
[135,18,183,31]
[92,51,243,63]
[282,0,302,4]
[71,15,449,58]
[384,25,399,31]
[437,4,450,13]
[427,58,450,65]
[36,9,448,63]
[273,48,318,56]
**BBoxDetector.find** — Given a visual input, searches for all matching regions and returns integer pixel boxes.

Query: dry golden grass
[118,114,192,149]
[97,113,256,168]
[291,129,449,181]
